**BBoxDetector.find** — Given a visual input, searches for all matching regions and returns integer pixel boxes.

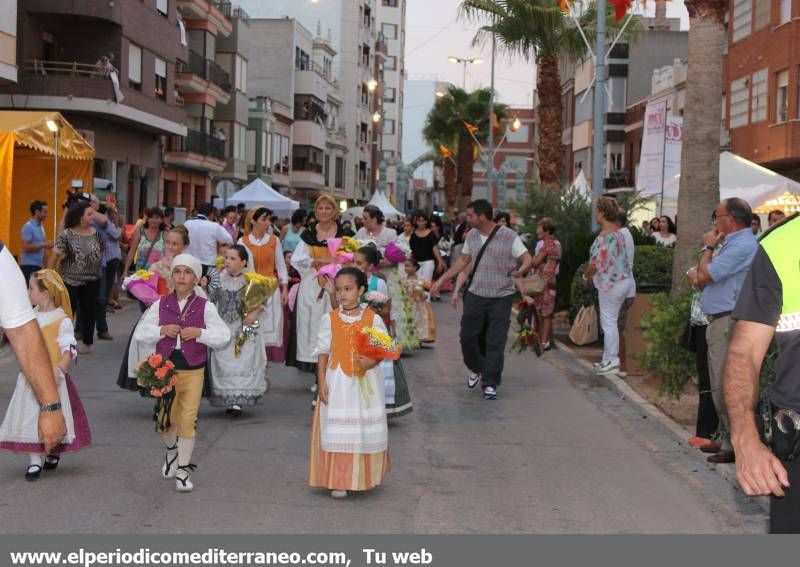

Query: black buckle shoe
[43,454,60,471]
[25,465,42,481]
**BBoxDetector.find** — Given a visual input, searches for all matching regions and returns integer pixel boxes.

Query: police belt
[760,394,800,461]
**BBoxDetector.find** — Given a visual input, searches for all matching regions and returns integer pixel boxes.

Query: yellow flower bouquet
[234,272,279,356]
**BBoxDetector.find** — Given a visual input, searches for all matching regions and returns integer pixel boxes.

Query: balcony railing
[167,129,225,160]
[210,1,249,21]
[292,159,323,174]
[25,59,110,79]
[178,50,231,91]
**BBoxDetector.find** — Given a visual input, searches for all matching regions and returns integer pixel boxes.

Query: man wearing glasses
[688,198,758,464]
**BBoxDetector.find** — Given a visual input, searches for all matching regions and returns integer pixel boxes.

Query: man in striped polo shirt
[432,200,534,400]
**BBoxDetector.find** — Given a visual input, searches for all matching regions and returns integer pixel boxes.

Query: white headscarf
[171,254,202,281]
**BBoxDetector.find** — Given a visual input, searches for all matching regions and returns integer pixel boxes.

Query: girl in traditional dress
[238,208,289,363]
[309,267,390,498]
[0,270,91,480]
[402,257,436,343]
[208,245,269,417]
[354,247,412,420]
[287,195,345,379]
[133,254,230,492]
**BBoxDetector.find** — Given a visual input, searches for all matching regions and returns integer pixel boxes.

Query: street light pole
[46,119,61,238]
[488,28,498,210]
[591,0,608,231]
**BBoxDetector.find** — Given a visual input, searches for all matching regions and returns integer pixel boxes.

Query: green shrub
[633,245,673,292]
[569,261,598,324]
[630,225,656,246]
[638,291,696,399]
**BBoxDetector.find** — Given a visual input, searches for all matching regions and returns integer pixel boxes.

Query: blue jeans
[95,259,120,334]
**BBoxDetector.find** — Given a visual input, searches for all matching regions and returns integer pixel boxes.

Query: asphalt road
[0,299,768,533]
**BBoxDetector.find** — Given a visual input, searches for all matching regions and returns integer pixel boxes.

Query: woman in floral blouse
[584,197,633,375]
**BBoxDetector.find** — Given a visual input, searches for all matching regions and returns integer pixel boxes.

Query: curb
[553,337,769,514]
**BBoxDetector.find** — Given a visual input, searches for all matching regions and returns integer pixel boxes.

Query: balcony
[210,2,250,22]
[175,50,231,104]
[176,0,233,37]
[24,0,123,25]
[164,129,226,172]
[0,60,186,135]
[293,121,326,150]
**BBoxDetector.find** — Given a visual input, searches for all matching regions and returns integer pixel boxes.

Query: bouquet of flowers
[326,237,361,264]
[364,291,390,311]
[338,236,361,254]
[234,272,278,356]
[122,269,160,304]
[136,354,178,432]
[215,255,225,271]
[352,326,402,404]
[511,300,542,357]
[384,240,409,264]
[438,238,453,258]
[316,263,342,282]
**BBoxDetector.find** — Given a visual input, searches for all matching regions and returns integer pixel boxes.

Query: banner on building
[664,115,683,182]
[636,99,667,195]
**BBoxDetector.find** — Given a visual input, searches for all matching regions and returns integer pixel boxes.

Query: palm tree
[460,0,641,187]
[423,86,507,212]
[670,0,728,293]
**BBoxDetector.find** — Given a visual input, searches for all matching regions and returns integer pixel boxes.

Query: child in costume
[309,267,391,498]
[354,246,412,420]
[402,257,436,344]
[133,254,230,492]
[208,245,270,417]
[0,270,91,480]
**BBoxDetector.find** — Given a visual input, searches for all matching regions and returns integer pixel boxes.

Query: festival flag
[609,0,631,22]
[556,0,572,14]
[439,144,453,159]
[492,113,500,136]
[463,120,479,135]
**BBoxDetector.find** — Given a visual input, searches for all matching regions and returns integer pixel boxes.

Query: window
[128,43,142,89]
[574,89,593,124]
[384,87,396,102]
[382,0,398,6]
[382,119,395,135]
[360,123,368,144]
[732,0,752,42]
[324,154,330,187]
[751,68,768,122]
[754,0,770,30]
[246,129,256,168]
[362,45,371,67]
[235,124,247,161]
[729,77,749,128]
[335,157,345,188]
[777,70,789,123]
[385,56,397,71]
[295,48,310,71]
[154,57,167,100]
[382,23,398,39]
[235,55,247,93]
[156,0,168,16]
[382,150,395,160]
[781,0,792,24]
[292,145,323,173]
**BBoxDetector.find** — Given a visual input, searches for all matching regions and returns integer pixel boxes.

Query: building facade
[0,0,188,223]
[724,0,800,178]
[0,0,16,84]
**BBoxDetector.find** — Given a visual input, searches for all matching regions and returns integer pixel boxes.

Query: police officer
[725,213,800,533]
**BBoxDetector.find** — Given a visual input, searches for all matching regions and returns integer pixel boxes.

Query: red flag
[463,120,479,135]
[609,0,631,22]
[556,0,572,14]
[439,144,453,159]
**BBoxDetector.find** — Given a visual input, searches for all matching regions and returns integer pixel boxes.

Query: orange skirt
[308,402,391,491]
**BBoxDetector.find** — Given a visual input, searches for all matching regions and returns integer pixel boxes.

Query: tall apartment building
[161,0,234,213]
[375,0,406,201]
[241,0,379,203]
[724,0,800,179]
[0,0,187,223]
[0,0,17,84]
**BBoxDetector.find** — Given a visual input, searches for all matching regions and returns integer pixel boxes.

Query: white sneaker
[331,490,348,498]
[175,467,194,492]
[161,450,177,479]
[467,372,480,389]
[310,384,318,393]
[596,361,620,375]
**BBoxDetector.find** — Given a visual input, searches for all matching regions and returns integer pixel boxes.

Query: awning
[0,111,95,160]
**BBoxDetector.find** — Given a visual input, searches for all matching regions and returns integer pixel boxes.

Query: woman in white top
[355,205,397,270]
[238,208,289,358]
[653,215,677,247]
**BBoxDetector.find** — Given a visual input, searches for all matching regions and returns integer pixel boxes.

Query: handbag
[521,273,546,295]
[569,304,599,346]
[463,225,501,295]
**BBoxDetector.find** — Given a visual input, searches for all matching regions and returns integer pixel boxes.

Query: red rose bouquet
[136,354,178,431]
[511,301,542,357]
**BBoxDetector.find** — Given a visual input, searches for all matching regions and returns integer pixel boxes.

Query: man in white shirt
[184,202,233,273]
[0,242,66,452]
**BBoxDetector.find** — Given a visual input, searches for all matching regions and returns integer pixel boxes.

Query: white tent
[342,191,404,222]
[213,178,300,218]
[645,151,800,218]
[571,170,591,201]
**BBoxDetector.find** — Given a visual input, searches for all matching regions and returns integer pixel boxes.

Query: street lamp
[46,118,61,238]
[367,78,378,92]
[372,111,382,123]
[512,117,522,131]
[447,56,483,89]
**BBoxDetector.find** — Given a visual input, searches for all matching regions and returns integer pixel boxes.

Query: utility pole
[591,0,607,231]
[488,26,498,210]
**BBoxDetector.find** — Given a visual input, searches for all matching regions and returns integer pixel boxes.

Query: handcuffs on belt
[761,397,800,461]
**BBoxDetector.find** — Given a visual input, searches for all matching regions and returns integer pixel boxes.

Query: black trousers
[694,325,719,439]
[771,457,800,533]
[21,264,41,285]
[95,259,120,334]
[67,279,100,346]
[459,292,513,388]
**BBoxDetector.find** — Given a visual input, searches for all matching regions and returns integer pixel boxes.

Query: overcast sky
[405,0,690,108]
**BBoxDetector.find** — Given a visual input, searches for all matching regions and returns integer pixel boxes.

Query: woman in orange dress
[238,208,289,361]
